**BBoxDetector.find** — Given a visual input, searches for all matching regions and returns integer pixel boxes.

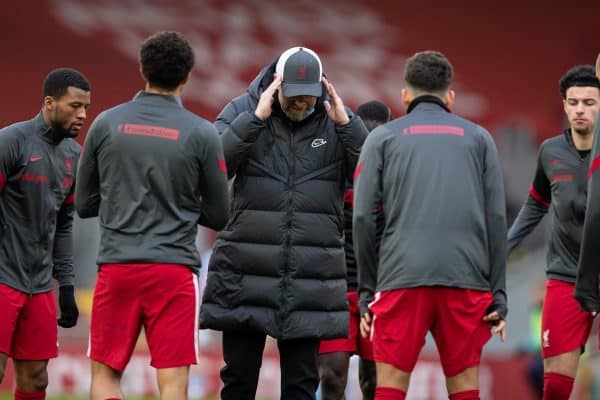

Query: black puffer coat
[200,61,367,339]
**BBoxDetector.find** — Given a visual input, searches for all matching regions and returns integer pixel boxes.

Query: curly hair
[139,31,195,90]
[559,65,600,99]
[42,68,90,99]
[404,51,453,95]
[355,100,391,132]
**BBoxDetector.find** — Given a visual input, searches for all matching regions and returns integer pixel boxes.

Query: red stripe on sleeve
[218,159,227,174]
[528,184,550,208]
[64,193,75,205]
[353,162,364,181]
[588,156,600,178]
[0,172,5,190]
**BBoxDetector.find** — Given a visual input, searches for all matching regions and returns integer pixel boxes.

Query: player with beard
[508,65,600,400]
[0,68,90,400]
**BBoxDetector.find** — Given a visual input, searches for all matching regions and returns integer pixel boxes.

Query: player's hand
[360,313,372,339]
[323,77,350,126]
[254,74,282,121]
[483,311,506,342]
[57,285,79,328]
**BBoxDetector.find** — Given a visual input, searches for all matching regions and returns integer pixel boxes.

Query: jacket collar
[406,95,451,114]
[133,91,183,107]
[34,112,65,145]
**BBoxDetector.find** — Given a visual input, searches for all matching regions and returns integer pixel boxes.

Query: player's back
[84,92,221,269]
[375,101,500,291]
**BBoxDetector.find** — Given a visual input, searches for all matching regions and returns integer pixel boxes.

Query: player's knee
[0,364,5,383]
[319,366,347,398]
[18,365,48,391]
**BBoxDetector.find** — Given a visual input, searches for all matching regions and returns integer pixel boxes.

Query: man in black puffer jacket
[200,46,368,400]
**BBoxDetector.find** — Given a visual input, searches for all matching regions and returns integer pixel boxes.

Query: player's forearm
[507,196,548,253]
[52,222,75,287]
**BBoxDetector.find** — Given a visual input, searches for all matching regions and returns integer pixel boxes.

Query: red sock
[543,372,574,400]
[14,389,45,400]
[104,398,122,400]
[449,389,480,399]
[375,386,407,400]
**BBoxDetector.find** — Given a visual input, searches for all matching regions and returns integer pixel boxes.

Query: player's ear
[401,88,411,107]
[445,90,455,108]
[43,96,56,112]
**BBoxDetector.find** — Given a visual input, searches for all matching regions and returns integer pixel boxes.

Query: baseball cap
[275,47,323,97]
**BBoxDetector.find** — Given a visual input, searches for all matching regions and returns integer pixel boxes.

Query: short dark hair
[43,68,90,99]
[404,51,453,94]
[559,65,600,99]
[356,100,391,132]
[139,31,194,90]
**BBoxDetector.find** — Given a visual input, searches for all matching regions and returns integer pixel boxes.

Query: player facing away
[0,68,89,400]
[509,65,600,400]
[75,31,230,400]
[353,51,508,400]
[317,100,391,400]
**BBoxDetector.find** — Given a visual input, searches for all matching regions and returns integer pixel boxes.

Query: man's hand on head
[323,77,350,126]
[255,74,282,121]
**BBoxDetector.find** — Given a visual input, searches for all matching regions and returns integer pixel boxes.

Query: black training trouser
[220,330,319,400]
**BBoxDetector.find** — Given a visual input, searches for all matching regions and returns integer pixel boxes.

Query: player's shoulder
[0,117,36,143]
[61,137,81,154]
[539,132,567,154]
[96,101,134,121]
[180,109,217,136]
[446,113,491,138]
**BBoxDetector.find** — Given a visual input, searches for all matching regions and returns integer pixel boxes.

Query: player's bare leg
[318,352,351,399]
[376,362,410,391]
[542,348,580,399]
[543,348,580,377]
[446,366,479,394]
[0,353,8,383]
[358,358,376,400]
[13,359,48,392]
[90,360,123,400]
[157,366,189,400]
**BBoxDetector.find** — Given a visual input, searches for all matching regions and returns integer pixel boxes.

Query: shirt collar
[406,95,451,114]
[133,91,183,107]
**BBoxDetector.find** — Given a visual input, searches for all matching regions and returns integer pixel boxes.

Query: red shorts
[0,283,58,360]
[319,291,374,360]
[370,287,493,377]
[541,279,593,358]
[89,264,199,371]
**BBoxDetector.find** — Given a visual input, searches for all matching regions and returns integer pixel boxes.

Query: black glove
[57,285,79,328]
[486,301,507,322]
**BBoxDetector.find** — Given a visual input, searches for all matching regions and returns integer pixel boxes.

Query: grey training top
[0,113,78,293]
[508,130,589,283]
[75,91,230,272]
[353,97,508,318]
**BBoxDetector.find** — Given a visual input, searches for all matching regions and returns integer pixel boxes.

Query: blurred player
[318,100,390,400]
[509,65,600,400]
[75,31,230,400]
[0,68,89,400]
[575,53,600,314]
[354,51,507,400]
